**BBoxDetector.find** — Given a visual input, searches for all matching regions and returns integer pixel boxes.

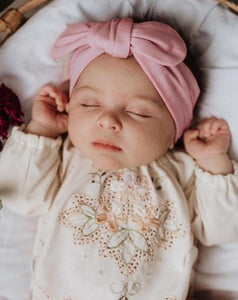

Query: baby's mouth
[92,140,122,152]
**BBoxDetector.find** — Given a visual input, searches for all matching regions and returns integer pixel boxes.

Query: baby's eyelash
[81,104,100,107]
[127,111,151,118]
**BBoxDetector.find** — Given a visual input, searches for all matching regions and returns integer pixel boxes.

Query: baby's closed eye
[126,110,151,118]
[81,103,101,108]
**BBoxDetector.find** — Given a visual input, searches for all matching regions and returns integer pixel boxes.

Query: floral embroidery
[90,171,107,193]
[69,204,99,236]
[108,228,148,264]
[111,281,140,299]
[58,169,185,278]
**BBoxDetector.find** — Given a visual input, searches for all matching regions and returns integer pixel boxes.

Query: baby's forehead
[70,55,170,110]
[72,55,158,92]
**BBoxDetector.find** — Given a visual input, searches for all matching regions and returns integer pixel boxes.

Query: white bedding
[0,0,238,299]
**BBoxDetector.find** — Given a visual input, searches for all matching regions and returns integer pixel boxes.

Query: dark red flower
[0,83,24,149]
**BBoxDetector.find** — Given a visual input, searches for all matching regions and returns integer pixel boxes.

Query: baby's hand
[184,117,233,174]
[25,85,68,138]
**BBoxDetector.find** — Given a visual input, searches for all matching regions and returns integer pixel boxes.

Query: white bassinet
[1,0,238,299]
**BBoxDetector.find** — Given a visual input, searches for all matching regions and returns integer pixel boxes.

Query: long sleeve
[0,126,62,216]
[189,162,238,246]
[165,150,238,246]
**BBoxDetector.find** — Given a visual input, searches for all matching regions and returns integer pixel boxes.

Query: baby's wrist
[25,120,60,139]
[195,153,233,175]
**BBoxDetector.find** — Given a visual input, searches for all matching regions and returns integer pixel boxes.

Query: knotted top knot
[88,18,132,58]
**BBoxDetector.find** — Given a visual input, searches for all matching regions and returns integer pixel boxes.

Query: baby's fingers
[183,129,199,143]
[196,117,217,139]
[196,117,230,140]
[37,85,68,112]
[210,118,231,136]
[183,129,202,150]
[54,91,68,113]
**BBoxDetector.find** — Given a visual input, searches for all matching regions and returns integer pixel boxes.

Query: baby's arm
[25,85,68,138]
[0,85,68,215]
[184,117,233,174]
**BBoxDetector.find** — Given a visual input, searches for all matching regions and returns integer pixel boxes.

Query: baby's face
[67,54,175,171]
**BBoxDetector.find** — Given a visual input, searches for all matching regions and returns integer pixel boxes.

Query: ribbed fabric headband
[52,17,200,140]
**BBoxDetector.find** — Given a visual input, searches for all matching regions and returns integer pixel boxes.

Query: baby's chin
[89,155,132,171]
[82,148,162,171]
[91,156,152,172]
[92,160,129,172]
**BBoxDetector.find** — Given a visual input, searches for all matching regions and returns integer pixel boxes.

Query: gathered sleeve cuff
[0,126,62,216]
[190,161,238,245]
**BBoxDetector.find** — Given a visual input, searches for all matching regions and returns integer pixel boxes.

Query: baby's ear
[65,103,69,113]
[168,133,175,150]
[169,143,174,150]
[59,80,70,94]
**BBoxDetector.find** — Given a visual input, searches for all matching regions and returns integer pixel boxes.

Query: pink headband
[52,17,200,140]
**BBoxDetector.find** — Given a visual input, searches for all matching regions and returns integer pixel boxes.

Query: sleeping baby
[1,17,238,300]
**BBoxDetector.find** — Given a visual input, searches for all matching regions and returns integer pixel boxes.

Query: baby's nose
[96,111,122,131]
